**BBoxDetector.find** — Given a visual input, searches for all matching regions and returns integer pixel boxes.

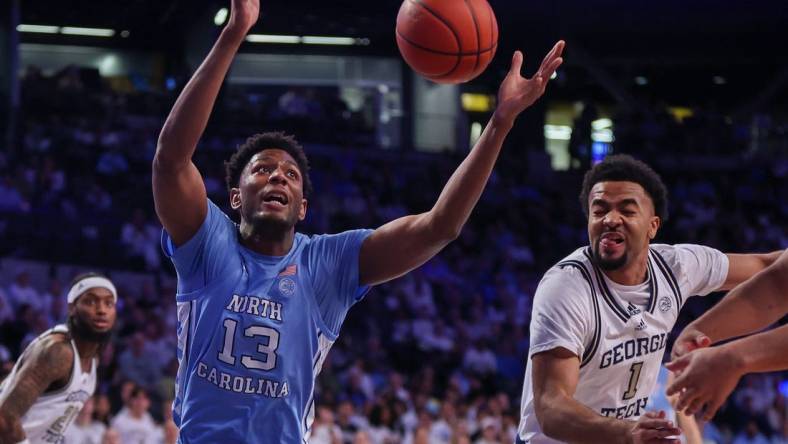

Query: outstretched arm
[719,250,784,291]
[672,249,788,358]
[359,41,565,286]
[152,0,259,246]
[666,324,788,421]
[0,338,74,444]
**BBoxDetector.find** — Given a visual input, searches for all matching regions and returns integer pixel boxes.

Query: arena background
[0,0,786,442]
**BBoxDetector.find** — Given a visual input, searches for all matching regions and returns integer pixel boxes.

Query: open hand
[494,40,565,125]
[666,345,743,421]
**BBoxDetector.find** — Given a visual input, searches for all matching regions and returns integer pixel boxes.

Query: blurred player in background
[0,273,117,444]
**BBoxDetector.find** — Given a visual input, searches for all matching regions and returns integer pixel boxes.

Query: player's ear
[230,188,242,211]
[648,216,660,240]
[298,198,308,221]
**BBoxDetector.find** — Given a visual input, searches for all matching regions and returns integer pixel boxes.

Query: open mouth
[262,191,289,207]
[600,232,625,248]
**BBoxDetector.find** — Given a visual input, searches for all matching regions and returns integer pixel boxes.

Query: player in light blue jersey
[151,0,564,442]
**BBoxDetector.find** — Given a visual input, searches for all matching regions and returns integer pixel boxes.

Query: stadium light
[301,36,357,45]
[544,124,572,141]
[214,8,229,26]
[60,27,115,37]
[591,118,613,130]
[17,24,60,34]
[246,34,301,44]
[245,35,370,46]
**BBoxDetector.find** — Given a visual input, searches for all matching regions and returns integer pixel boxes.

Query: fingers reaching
[537,40,565,77]
[509,51,524,77]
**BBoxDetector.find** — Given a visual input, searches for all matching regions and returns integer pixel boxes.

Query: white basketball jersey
[517,244,728,444]
[0,324,98,444]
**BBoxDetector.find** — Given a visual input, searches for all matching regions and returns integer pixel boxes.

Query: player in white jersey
[517,155,783,444]
[0,273,118,444]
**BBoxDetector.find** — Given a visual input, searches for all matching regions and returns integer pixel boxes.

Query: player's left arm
[0,337,74,444]
[719,250,784,290]
[358,41,565,286]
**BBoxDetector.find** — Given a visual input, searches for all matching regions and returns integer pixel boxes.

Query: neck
[239,220,295,256]
[602,250,650,286]
[73,338,100,361]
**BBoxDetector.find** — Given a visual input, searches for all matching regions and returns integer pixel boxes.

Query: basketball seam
[396,31,498,56]
[464,0,481,75]
[409,0,462,77]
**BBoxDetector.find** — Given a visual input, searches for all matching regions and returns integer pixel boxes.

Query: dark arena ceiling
[16,0,788,105]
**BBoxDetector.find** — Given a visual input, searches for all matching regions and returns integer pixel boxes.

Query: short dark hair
[224,132,313,199]
[579,154,668,221]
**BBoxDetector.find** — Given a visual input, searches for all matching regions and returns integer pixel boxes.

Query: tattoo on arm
[0,337,74,442]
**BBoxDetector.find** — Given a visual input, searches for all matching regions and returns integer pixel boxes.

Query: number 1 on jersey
[623,362,643,400]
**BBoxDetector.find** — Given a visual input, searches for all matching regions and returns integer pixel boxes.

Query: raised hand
[666,346,743,421]
[494,40,565,125]
[227,0,260,36]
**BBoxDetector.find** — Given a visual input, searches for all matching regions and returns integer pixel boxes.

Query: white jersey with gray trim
[0,324,97,444]
[517,244,728,444]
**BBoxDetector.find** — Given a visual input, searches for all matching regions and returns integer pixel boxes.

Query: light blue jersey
[162,200,372,443]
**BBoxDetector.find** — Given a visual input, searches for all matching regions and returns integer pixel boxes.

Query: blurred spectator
[64,396,107,444]
[120,209,161,270]
[118,333,163,391]
[7,271,42,311]
[110,387,161,444]
[309,406,342,444]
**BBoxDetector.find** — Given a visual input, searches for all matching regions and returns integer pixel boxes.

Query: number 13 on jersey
[218,318,280,371]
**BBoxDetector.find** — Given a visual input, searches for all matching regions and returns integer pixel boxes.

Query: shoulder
[538,247,596,293]
[301,229,373,255]
[534,262,594,313]
[305,229,373,243]
[17,333,74,383]
[650,243,724,270]
[33,334,74,371]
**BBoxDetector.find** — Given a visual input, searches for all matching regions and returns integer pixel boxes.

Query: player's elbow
[425,213,463,244]
[534,393,564,440]
[152,148,187,174]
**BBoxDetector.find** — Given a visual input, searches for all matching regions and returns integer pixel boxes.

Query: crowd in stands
[0,65,786,443]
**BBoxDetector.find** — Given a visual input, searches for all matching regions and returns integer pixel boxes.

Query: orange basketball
[396,0,499,84]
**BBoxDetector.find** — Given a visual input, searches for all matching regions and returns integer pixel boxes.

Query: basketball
[396,0,499,84]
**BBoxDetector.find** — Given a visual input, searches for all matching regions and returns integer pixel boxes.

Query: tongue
[600,238,620,249]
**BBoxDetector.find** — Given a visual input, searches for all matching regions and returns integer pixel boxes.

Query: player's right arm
[152,0,259,246]
[532,348,681,444]
[0,337,74,444]
[672,249,788,358]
